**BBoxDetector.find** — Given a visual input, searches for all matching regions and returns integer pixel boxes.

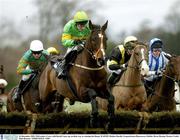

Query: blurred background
[0,0,180,90]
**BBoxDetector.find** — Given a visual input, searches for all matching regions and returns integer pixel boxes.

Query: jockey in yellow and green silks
[54,11,91,79]
[62,11,91,48]
[13,40,49,102]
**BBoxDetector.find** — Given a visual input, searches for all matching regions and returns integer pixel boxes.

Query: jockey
[13,40,49,102]
[107,36,138,86]
[47,47,60,55]
[53,10,91,79]
[144,38,170,88]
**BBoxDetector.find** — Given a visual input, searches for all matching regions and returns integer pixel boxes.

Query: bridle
[161,63,180,83]
[81,29,106,61]
[127,46,147,70]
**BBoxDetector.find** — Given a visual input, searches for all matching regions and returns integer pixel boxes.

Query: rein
[162,72,178,82]
[114,83,143,87]
[80,44,96,60]
[70,63,104,71]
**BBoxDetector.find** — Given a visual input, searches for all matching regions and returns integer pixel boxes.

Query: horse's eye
[135,52,139,56]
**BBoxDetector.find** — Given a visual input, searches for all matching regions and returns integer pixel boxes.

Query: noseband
[127,47,147,70]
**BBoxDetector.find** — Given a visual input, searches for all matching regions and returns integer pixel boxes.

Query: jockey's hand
[31,69,39,74]
[74,39,82,45]
[155,70,162,75]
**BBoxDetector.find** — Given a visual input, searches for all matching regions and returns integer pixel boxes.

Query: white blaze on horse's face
[93,31,106,66]
[98,32,105,57]
[140,48,149,76]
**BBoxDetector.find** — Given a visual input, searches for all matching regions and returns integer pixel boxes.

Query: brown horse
[7,73,41,113]
[97,42,149,111]
[39,21,115,129]
[143,55,180,112]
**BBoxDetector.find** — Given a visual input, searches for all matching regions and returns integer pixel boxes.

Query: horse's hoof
[105,122,114,133]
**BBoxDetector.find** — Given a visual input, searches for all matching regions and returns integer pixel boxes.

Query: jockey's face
[76,21,87,31]
[152,48,161,57]
[32,51,42,59]
[0,84,5,88]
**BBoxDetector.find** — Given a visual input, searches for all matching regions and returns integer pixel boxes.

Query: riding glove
[31,69,38,74]
[73,40,82,45]
[155,70,162,75]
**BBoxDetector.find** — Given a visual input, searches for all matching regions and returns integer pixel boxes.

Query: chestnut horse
[39,21,114,129]
[97,42,149,111]
[143,55,180,112]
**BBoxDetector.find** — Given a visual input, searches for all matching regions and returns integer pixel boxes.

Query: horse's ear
[89,20,93,30]
[102,20,108,31]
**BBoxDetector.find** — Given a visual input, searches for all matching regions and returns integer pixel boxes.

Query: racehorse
[39,21,115,129]
[7,73,41,113]
[97,42,149,111]
[143,55,180,112]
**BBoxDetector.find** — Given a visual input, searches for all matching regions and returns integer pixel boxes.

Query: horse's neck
[120,54,141,85]
[158,70,175,97]
[76,45,97,67]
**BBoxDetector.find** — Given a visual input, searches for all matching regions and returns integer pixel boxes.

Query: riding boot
[53,59,66,79]
[107,72,120,86]
[13,80,26,103]
[54,50,78,79]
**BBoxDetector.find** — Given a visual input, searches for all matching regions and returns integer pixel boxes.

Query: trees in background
[0,0,180,89]
[34,0,100,53]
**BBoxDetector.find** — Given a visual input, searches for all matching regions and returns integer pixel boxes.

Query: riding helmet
[74,11,89,23]
[30,40,44,52]
[149,38,163,50]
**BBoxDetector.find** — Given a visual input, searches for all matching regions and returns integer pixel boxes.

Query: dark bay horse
[7,73,41,113]
[39,21,115,129]
[97,42,149,111]
[143,55,180,112]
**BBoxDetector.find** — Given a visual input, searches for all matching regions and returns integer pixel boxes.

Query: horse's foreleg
[54,94,64,113]
[106,90,115,132]
[88,89,98,127]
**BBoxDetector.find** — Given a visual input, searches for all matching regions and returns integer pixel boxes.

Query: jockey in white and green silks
[13,40,49,102]
[54,11,91,79]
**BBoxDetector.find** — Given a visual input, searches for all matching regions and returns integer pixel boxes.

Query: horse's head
[166,55,180,86]
[132,42,149,76]
[86,20,108,66]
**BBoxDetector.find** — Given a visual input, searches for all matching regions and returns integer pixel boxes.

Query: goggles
[76,21,88,25]
[32,51,42,55]
[152,48,162,52]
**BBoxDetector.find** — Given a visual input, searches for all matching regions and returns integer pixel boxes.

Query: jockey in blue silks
[144,38,171,90]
